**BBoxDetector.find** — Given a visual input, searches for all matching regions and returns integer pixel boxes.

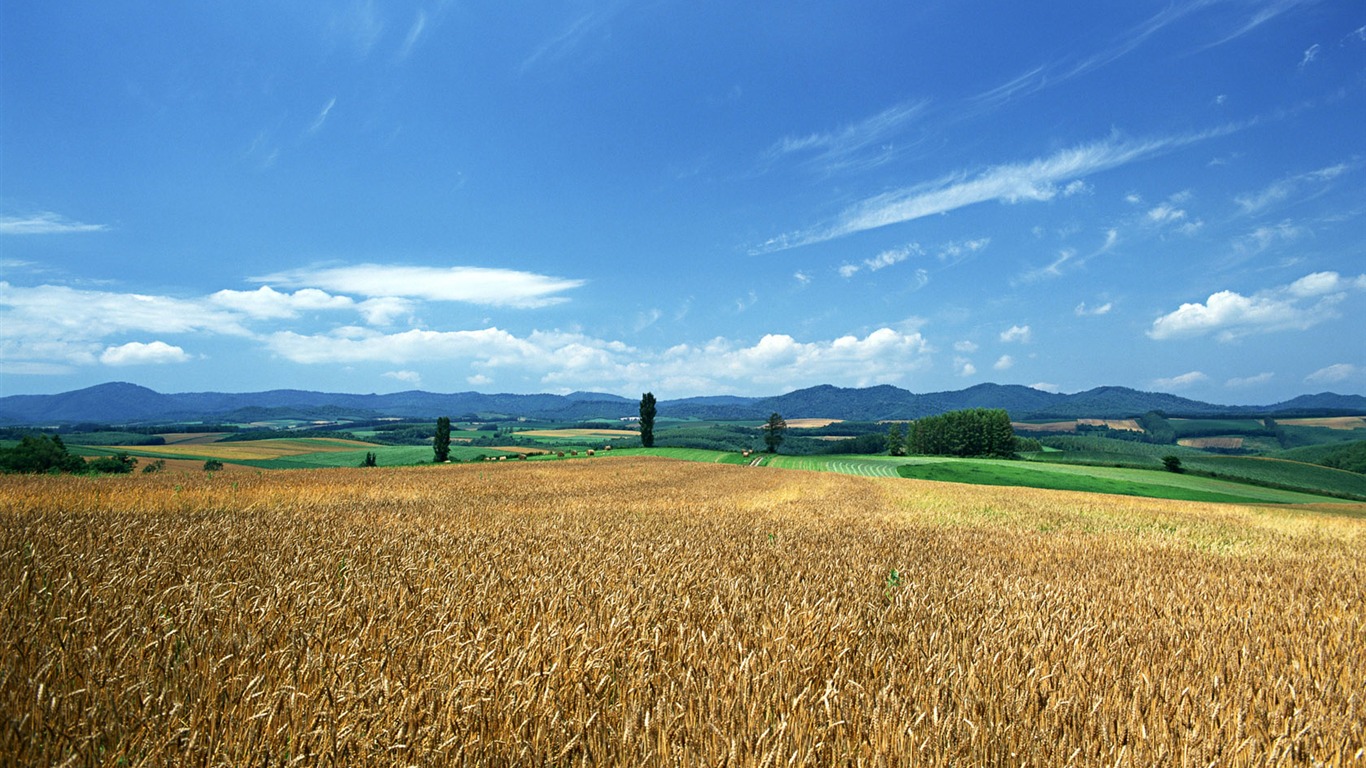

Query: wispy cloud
[257,264,586,308]
[397,10,427,58]
[765,101,930,176]
[1226,372,1274,387]
[1075,301,1114,317]
[307,97,337,135]
[1234,162,1352,213]
[1305,363,1358,384]
[1153,371,1209,390]
[0,212,108,235]
[756,131,1226,253]
[839,244,922,279]
[329,0,385,57]
[1148,271,1366,341]
[1200,0,1322,51]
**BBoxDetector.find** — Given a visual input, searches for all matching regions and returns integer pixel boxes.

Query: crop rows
[3,459,1364,765]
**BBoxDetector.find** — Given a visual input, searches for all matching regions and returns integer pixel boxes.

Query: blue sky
[2,1,1364,402]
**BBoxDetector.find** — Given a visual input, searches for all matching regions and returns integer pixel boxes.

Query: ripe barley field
[3,458,1364,766]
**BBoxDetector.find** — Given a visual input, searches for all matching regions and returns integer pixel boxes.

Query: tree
[0,434,85,474]
[887,422,906,456]
[203,459,224,472]
[639,392,657,448]
[434,416,452,463]
[88,452,138,474]
[361,451,378,467]
[1162,455,1184,473]
[762,412,787,454]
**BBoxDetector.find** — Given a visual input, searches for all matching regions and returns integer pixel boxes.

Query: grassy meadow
[4,457,1364,765]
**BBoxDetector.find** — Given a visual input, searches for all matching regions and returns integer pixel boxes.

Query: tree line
[887,408,1016,458]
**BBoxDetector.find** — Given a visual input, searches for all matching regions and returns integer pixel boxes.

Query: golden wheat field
[3,458,1364,766]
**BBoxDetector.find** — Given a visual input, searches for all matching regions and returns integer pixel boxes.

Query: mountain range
[1,382,1363,426]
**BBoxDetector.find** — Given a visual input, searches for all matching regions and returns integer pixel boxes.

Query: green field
[37,419,1363,505]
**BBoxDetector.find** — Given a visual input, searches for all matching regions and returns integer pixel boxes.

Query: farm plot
[4,459,1363,766]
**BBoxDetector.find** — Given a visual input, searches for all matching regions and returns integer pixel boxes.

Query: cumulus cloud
[264,325,934,394]
[1029,382,1061,393]
[1,211,108,235]
[383,369,423,386]
[993,355,1014,371]
[210,286,355,319]
[1153,371,1208,390]
[257,264,586,308]
[955,358,977,377]
[100,341,191,366]
[1305,363,1357,384]
[999,325,1032,343]
[1148,271,1366,341]
[953,340,978,353]
[0,282,252,369]
[1075,301,1113,316]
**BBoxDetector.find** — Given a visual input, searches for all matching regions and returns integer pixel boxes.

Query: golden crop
[3,458,1363,766]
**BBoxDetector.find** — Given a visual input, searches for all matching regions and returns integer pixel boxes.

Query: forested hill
[2,381,1363,426]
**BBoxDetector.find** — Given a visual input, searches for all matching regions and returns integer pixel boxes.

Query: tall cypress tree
[639,392,657,448]
[433,416,452,463]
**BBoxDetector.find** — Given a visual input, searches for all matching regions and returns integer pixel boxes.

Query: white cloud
[1146,194,1203,235]
[936,238,990,264]
[467,373,493,387]
[993,355,1014,371]
[1,283,252,346]
[1029,382,1060,393]
[999,324,1032,343]
[766,100,929,175]
[210,286,355,319]
[1075,301,1113,316]
[841,244,924,278]
[1148,271,1366,341]
[793,271,811,285]
[383,369,423,386]
[263,325,934,395]
[1153,371,1209,390]
[1226,372,1274,388]
[398,10,427,58]
[953,340,978,353]
[257,264,586,308]
[357,296,416,325]
[1235,162,1352,213]
[307,98,337,135]
[955,357,977,377]
[1299,43,1320,69]
[755,130,1227,252]
[1237,220,1305,254]
[100,341,191,366]
[1,212,108,235]
[1305,363,1357,384]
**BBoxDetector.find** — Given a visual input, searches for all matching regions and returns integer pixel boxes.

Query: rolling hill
[2,381,1362,426]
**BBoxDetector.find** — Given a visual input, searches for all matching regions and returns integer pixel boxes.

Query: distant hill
[1,381,1362,426]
